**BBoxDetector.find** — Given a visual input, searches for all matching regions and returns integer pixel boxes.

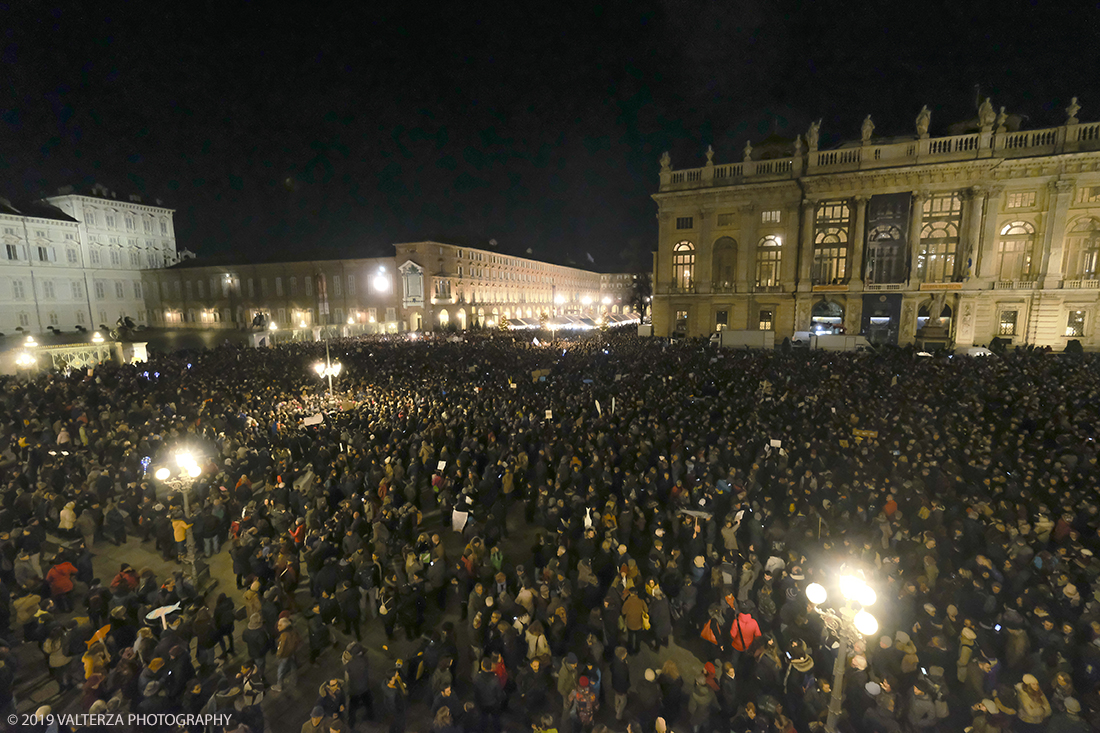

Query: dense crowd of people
[0,329,1099,733]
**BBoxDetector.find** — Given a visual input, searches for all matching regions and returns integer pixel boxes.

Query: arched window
[755,235,783,288]
[866,224,905,284]
[812,228,848,284]
[996,221,1037,282]
[711,237,736,289]
[673,241,695,290]
[917,221,959,283]
[1064,217,1100,280]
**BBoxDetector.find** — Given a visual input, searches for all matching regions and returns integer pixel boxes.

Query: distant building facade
[0,184,179,335]
[651,99,1100,349]
[142,241,637,332]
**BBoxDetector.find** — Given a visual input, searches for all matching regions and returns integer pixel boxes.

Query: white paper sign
[303,413,324,426]
[769,439,782,448]
[452,510,468,532]
[595,400,602,416]
[437,460,447,472]
[545,410,553,420]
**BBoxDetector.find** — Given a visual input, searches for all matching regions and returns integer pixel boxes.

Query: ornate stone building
[651,98,1100,349]
[0,184,180,335]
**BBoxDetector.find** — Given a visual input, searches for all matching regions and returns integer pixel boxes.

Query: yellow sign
[852,428,879,439]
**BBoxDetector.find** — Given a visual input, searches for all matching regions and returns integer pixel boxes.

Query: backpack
[756,585,776,623]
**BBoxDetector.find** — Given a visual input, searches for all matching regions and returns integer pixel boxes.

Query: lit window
[1066,310,1086,337]
[761,210,781,224]
[999,310,1018,336]
[672,241,695,290]
[996,221,1036,282]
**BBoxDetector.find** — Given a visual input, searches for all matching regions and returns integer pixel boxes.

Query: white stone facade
[0,184,178,335]
[651,103,1100,349]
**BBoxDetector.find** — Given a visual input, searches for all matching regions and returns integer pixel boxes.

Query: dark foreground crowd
[1,329,1099,733]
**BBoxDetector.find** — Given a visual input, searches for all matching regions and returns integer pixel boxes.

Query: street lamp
[806,574,879,733]
[92,331,105,344]
[313,341,342,400]
[268,321,278,331]
[153,450,203,587]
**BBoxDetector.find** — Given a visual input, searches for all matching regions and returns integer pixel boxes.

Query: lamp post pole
[325,340,333,399]
[155,452,202,589]
[806,577,879,733]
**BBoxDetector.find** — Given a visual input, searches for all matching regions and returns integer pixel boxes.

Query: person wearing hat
[557,652,579,731]
[1046,696,1089,733]
[300,706,327,733]
[1015,674,1052,731]
[568,674,599,731]
[243,613,271,679]
[688,673,717,732]
[342,641,372,726]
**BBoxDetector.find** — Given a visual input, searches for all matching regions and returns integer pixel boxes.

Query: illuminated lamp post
[154,451,202,587]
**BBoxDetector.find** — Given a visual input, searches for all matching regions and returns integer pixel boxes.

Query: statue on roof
[978,97,996,128]
[660,151,671,172]
[861,115,875,143]
[995,107,1008,133]
[915,106,931,138]
[806,120,821,151]
[705,145,714,164]
[1066,96,1081,124]
[743,140,753,162]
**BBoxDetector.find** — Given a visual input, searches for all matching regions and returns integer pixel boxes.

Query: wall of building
[651,112,1100,349]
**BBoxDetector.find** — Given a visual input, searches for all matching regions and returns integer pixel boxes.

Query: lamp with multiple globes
[313,341,343,400]
[805,573,879,733]
[152,450,203,586]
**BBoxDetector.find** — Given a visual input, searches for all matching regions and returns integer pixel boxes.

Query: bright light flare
[854,610,879,636]
[806,583,827,605]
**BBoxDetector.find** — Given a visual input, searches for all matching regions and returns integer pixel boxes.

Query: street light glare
[856,585,877,607]
[373,274,391,292]
[854,610,879,636]
[186,464,201,478]
[155,467,170,481]
[314,362,326,376]
[174,451,194,469]
[806,583,827,605]
[839,574,864,602]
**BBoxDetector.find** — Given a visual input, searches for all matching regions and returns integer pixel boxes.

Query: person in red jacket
[728,602,762,655]
[46,558,79,612]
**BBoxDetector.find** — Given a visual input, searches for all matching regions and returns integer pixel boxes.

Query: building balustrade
[660,119,1100,192]
[993,280,1038,290]
[1063,279,1100,289]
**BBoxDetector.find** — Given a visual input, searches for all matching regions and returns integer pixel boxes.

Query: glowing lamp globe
[854,610,879,636]
[856,585,877,607]
[155,468,170,481]
[806,583,827,605]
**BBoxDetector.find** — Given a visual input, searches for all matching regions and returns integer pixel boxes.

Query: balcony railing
[1063,279,1100,289]
[993,280,1038,290]
[659,117,1100,192]
[864,283,906,291]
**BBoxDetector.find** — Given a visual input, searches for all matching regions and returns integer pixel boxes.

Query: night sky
[3,1,1099,272]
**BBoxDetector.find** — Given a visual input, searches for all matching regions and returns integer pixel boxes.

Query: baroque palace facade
[142,241,636,334]
[651,98,1100,348]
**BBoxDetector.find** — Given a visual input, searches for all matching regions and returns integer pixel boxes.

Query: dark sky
[3,1,1099,271]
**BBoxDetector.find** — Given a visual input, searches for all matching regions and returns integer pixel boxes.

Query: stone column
[797,198,817,292]
[975,186,1004,281]
[1040,179,1076,288]
[781,203,800,291]
[907,192,926,285]
[737,204,756,294]
[848,195,869,289]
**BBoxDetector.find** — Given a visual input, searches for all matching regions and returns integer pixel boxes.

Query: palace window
[756,235,783,288]
[761,209,781,224]
[999,310,1018,336]
[996,221,1036,282]
[12,280,25,300]
[115,281,125,299]
[275,277,283,296]
[758,309,774,331]
[67,248,78,264]
[1066,310,1086,337]
[1064,217,1100,280]
[712,237,736,288]
[1076,186,1100,204]
[715,310,728,330]
[673,241,695,290]
[812,200,850,284]
[916,192,963,283]
[42,281,55,299]
[676,217,694,230]
[716,212,736,227]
